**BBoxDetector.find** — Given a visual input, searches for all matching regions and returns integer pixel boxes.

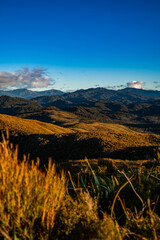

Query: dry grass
[72,122,136,133]
[0,134,126,239]
[0,113,160,158]
[0,132,159,239]
[0,114,73,135]
[44,109,80,126]
[74,123,160,153]
[0,134,66,239]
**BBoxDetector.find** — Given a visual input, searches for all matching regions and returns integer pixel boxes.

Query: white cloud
[0,67,55,89]
[127,81,145,89]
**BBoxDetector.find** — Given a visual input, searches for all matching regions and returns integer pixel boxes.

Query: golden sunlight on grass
[0,134,66,239]
[0,114,73,135]
[0,134,125,239]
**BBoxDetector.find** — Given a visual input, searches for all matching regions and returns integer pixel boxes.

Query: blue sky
[0,0,160,91]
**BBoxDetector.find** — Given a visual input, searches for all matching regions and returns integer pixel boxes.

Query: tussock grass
[0,134,66,239]
[0,114,73,135]
[44,108,80,126]
[0,134,125,239]
[0,131,160,239]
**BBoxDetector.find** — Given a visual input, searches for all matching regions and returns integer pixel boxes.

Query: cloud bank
[127,81,145,89]
[0,67,54,89]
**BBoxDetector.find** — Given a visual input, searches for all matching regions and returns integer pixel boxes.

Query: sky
[0,0,160,91]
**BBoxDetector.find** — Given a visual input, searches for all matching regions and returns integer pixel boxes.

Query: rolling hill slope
[0,94,159,134]
[0,114,73,135]
[0,95,42,115]
[0,113,159,162]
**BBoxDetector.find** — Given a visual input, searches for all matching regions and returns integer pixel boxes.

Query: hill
[0,95,42,115]
[67,100,160,133]
[0,88,64,99]
[0,114,73,135]
[1,87,159,102]
[0,113,159,162]
[31,97,160,134]
[0,94,159,134]
[121,87,160,97]
[34,87,160,106]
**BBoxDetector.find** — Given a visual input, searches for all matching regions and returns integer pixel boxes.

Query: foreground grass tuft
[0,135,125,239]
[1,134,160,239]
[0,135,66,239]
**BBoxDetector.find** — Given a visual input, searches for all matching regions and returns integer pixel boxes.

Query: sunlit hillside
[0,114,73,135]
[0,113,159,163]
[72,122,160,154]
[39,108,81,126]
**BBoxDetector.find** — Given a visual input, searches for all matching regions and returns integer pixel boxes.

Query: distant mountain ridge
[0,89,159,134]
[34,87,160,106]
[0,87,160,101]
[121,87,160,97]
[0,88,64,99]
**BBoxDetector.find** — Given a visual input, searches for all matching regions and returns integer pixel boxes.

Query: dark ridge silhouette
[0,95,42,115]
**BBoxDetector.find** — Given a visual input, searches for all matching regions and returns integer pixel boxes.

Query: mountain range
[0,87,159,162]
[0,87,159,134]
[0,88,64,99]
[33,87,160,105]
[0,87,160,101]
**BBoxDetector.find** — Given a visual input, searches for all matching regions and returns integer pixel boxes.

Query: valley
[0,87,159,164]
[1,1,160,238]
[0,87,160,239]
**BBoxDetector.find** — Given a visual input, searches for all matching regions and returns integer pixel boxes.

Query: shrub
[53,192,125,240]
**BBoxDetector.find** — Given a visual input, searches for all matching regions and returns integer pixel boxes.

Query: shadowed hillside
[25,98,160,134]
[0,90,159,164]
[0,114,159,164]
[0,90,160,134]
[34,87,160,105]
[0,95,42,115]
